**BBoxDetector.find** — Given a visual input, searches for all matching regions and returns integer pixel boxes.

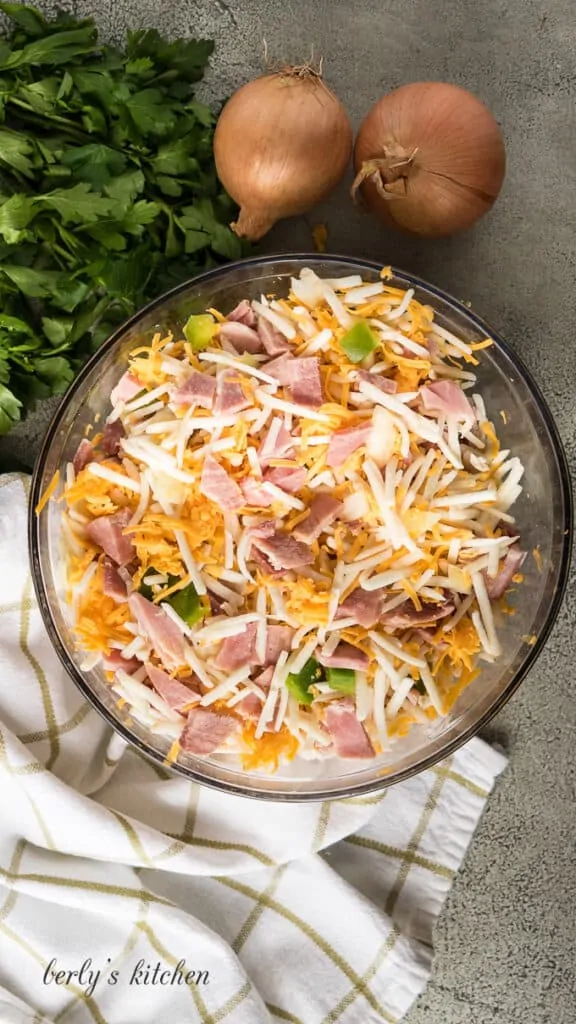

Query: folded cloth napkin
[0,473,507,1024]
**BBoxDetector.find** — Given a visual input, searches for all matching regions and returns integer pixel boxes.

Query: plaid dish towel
[0,473,507,1024]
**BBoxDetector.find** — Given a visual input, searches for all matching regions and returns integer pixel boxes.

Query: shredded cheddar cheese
[35,469,60,515]
[47,265,526,774]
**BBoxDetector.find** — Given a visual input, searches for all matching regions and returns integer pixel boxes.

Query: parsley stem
[51,242,77,267]
[7,97,94,144]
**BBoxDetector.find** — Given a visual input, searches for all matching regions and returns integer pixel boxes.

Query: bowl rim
[28,253,574,801]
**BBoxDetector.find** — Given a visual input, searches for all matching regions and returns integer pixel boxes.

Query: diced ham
[146,662,199,712]
[227,299,257,329]
[324,699,375,759]
[215,622,258,671]
[293,494,343,543]
[420,380,475,424]
[357,370,398,394]
[214,371,251,416]
[208,592,225,615]
[243,467,307,506]
[263,353,294,385]
[257,316,290,356]
[263,625,294,666]
[289,357,323,409]
[412,627,447,647]
[317,642,369,671]
[110,372,142,407]
[326,424,372,468]
[219,321,263,354]
[117,565,134,589]
[200,455,244,511]
[103,650,142,674]
[336,588,383,629]
[234,664,276,718]
[251,530,313,571]
[102,557,128,602]
[380,601,454,629]
[239,477,274,507]
[180,707,238,755]
[254,666,274,690]
[263,466,307,493]
[101,419,125,457]
[264,352,325,407]
[258,422,295,466]
[484,546,526,600]
[250,547,287,578]
[173,370,216,409]
[248,519,276,540]
[128,593,186,671]
[86,508,134,566]
[235,692,263,720]
[412,627,434,644]
[72,438,94,474]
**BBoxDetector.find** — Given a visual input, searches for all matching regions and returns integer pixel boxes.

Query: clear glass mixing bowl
[28,255,573,800]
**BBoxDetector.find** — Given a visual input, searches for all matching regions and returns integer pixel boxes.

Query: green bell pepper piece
[339,320,378,363]
[286,657,323,705]
[183,313,218,351]
[140,571,206,627]
[326,666,356,695]
[165,581,205,626]
[139,567,161,601]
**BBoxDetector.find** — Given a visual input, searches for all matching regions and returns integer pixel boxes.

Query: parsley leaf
[59,143,127,185]
[0,3,47,36]
[0,130,35,177]
[38,183,119,225]
[125,88,176,136]
[3,25,98,69]
[0,3,246,436]
[0,195,36,243]
[0,383,22,433]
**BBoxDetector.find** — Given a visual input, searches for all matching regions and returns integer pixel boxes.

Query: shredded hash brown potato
[42,267,527,770]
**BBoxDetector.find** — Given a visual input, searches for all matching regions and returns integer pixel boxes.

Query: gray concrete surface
[2,1,575,1021]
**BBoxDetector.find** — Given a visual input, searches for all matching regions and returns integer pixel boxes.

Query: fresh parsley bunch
[0,2,245,434]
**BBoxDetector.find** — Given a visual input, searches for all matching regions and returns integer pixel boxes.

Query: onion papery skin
[215,70,353,241]
[353,82,506,238]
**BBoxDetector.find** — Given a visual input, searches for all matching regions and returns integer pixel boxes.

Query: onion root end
[231,207,276,242]
[351,149,417,205]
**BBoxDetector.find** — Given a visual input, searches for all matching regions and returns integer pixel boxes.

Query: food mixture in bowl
[40,266,527,771]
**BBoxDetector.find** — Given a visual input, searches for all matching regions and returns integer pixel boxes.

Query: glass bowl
[29,255,573,800]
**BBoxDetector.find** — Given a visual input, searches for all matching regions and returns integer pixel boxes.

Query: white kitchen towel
[0,473,507,1024]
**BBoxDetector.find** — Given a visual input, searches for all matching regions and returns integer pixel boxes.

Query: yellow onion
[352,82,506,238]
[214,68,352,241]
